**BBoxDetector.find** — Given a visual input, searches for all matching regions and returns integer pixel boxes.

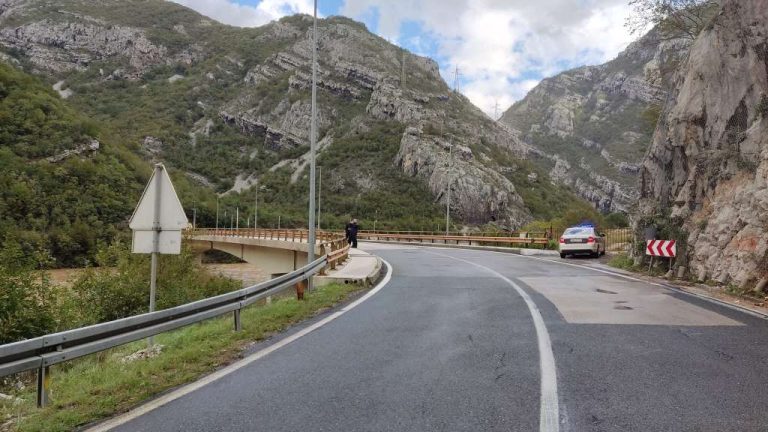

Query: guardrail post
[296,280,306,300]
[233,309,242,331]
[319,244,329,275]
[37,365,50,408]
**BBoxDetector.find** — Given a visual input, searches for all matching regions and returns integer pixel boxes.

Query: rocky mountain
[500,28,690,213]
[0,0,600,231]
[639,0,768,289]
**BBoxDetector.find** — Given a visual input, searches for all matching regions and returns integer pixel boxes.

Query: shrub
[605,212,629,228]
[0,242,56,344]
[70,241,240,324]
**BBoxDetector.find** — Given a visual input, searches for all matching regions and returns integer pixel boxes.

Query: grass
[0,282,364,432]
[607,253,677,277]
[607,253,637,271]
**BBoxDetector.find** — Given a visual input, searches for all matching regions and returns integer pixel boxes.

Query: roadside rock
[639,0,768,287]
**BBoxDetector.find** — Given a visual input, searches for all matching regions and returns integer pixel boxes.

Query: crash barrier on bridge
[191,228,343,243]
[0,255,330,408]
[357,231,550,247]
[189,228,351,274]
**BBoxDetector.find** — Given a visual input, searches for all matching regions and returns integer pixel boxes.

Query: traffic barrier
[357,231,549,247]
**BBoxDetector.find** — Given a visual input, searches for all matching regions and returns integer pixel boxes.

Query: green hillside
[0,0,606,258]
[0,63,149,266]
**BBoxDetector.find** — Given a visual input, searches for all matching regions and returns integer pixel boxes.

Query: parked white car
[559,225,606,258]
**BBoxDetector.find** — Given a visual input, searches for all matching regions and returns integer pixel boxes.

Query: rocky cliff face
[0,0,539,228]
[639,0,768,288]
[501,29,690,213]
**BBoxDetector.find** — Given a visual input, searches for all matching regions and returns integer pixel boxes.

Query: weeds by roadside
[607,254,636,271]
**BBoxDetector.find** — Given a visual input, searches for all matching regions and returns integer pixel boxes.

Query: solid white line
[428,251,560,432]
[87,260,393,432]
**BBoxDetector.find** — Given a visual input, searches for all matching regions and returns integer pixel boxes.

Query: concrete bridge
[188,229,379,285]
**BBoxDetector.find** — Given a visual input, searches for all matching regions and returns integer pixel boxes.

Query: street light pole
[446,144,452,236]
[215,197,219,231]
[317,166,322,230]
[306,0,318,290]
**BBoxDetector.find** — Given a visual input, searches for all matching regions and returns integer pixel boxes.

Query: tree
[626,0,720,40]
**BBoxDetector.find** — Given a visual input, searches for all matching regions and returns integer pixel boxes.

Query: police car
[558,223,606,259]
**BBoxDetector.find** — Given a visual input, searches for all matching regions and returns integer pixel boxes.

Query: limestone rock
[0,15,202,77]
[639,0,768,287]
[395,126,531,227]
[46,138,99,163]
[501,27,691,212]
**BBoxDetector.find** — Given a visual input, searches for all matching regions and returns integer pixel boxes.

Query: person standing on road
[345,218,352,243]
[345,218,359,248]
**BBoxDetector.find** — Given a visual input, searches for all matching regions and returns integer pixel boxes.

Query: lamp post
[215,197,219,231]
[306,0,318,291]
[317,166,322,230]
[446,143,452,236]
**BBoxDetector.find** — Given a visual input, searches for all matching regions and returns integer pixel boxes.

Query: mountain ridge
[500,27,690,214]
[0,0,602,233]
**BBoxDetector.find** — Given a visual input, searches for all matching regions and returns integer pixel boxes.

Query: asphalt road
[110,243,768,431]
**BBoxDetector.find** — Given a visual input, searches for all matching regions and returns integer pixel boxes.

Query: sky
[170,0,636,117]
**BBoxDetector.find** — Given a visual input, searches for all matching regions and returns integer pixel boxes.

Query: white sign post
[129,164,188,346]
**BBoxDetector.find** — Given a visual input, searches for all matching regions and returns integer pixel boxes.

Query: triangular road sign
[129,164,188,231]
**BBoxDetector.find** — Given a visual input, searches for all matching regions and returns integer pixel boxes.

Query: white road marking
[429,251,560,432]
[87,260,393,432]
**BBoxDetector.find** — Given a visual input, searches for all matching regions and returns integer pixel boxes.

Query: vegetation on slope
[0,62,146,267]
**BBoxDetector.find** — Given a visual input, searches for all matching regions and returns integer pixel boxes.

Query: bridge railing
[189,228,352,275]
[0,255,328,408]
[357,230,550,247]
[190,228,342,243]
[189,228,351,269]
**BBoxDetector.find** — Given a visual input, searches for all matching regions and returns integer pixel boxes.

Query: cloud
[171,0,636,116]
[169,0,314,27]
[341,0,636,115]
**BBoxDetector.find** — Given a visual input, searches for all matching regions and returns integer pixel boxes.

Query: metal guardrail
[358,231,550,247]
[357,230,550,238]
[190,228,342,243]
[0,255,328,407]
